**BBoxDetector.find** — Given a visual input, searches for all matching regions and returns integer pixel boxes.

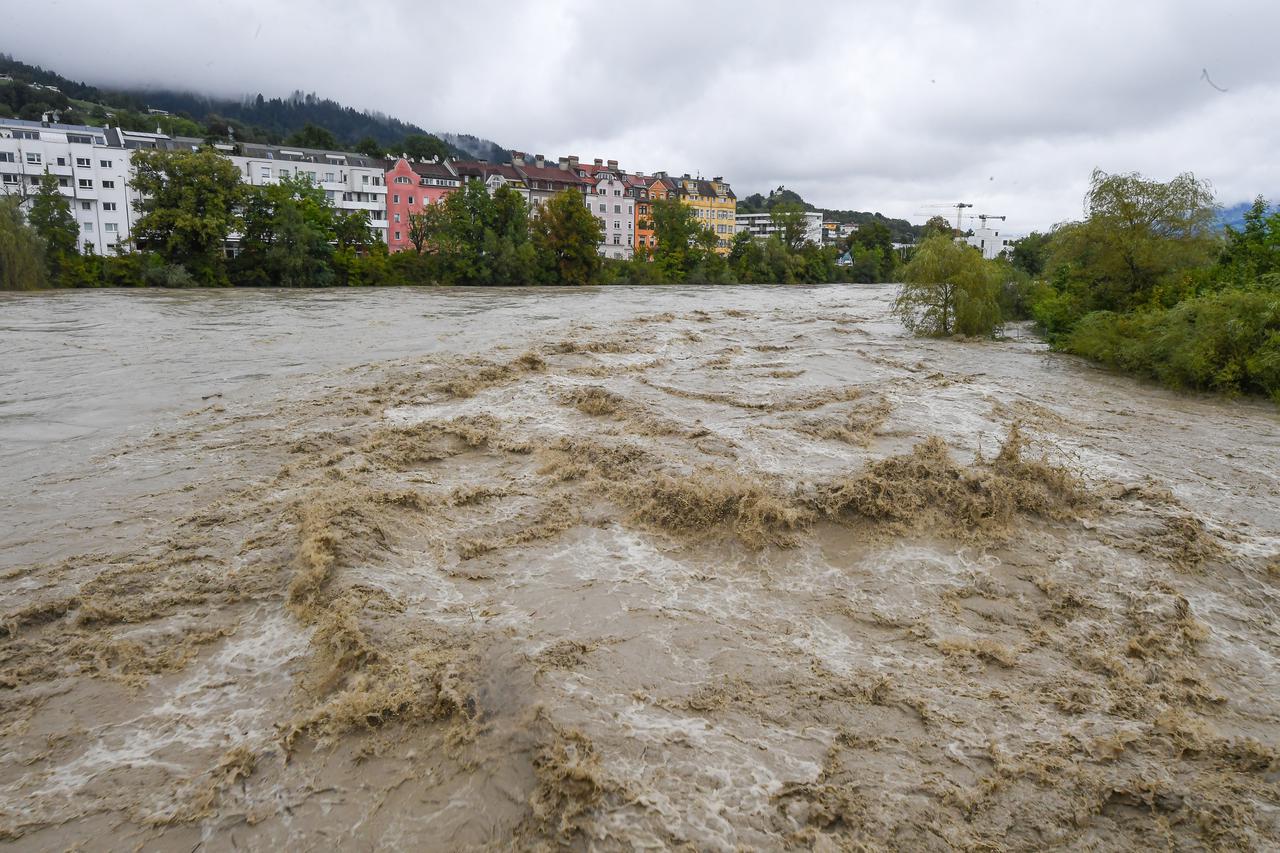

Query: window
[613,235,620,245]
[280,169,289,178]
[104,202,116,211]
[56,156,66,166]
[26,153,41,165]
[100,160,112,168]
[58,177,68,187]
[260,167,270,180]
[628,206,633,215]
[325,172,335,182]
[598,204,605,212]
[394,176,411,184]
[82,222,93,233]
[14,130,39,140]
[393,214,400,223]
[614,220,621,229]
[393,194,400,204]
[76,157,91,167]
[104,223,118,233]
[2,173,18,184]
[78,178,93,189]
[614,204,621,214]
[362,175,369,184]
[102,180,115,189]
[80,201,91,211]
[394,231,401,240]
[408,196,414,205]
[0,152,13,163]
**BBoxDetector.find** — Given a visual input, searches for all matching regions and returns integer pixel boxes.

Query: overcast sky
[8,0,1280,232]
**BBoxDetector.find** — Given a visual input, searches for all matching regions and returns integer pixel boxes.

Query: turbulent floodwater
[2,285,1279,851]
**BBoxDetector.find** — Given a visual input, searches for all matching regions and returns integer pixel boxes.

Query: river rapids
[1,285,1278,850]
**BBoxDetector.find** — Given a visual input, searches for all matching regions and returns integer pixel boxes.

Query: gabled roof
[408,160,459,181]
[512,163,592,187]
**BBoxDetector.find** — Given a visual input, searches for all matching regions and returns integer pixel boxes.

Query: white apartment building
[0,118,139,253]
[735,210,823,246]
[965,222,1011,260]
[588,168,634,260]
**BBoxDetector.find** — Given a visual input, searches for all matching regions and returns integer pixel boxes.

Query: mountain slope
[0,52,508,156]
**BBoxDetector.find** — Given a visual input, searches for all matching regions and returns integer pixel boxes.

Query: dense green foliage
[894,235,1003,337]
[130,148,245,286]
[1026,170,1280,401]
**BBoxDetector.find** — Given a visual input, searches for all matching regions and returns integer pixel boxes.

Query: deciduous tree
[532,189,602,286]
[130,147,244,286]
[895,234,1002,337]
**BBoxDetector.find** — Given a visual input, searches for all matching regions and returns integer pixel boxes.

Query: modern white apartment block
[965,222,1011,260]
[735,210,823,246]
[0,118,139,253]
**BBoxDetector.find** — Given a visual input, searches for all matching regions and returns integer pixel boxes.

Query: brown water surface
[1,285,1278,850]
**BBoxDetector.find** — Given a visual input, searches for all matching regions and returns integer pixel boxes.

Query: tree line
[893,169,1280,402]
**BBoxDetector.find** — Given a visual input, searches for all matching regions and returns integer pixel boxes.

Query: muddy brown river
[1,285,1278,851]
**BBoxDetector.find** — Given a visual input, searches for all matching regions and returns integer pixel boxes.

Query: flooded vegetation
[2,285,1278,850]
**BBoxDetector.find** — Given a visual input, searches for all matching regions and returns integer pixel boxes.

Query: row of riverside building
[1,115,755,260]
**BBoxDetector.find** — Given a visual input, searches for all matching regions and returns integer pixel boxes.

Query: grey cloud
[6,0,1279,231]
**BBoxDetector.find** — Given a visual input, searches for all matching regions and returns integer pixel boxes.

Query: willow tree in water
[894,234,1002,337]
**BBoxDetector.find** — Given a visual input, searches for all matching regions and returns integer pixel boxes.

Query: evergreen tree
[26,171,78,282]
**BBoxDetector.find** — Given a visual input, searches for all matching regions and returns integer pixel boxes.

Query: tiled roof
[409,160,458,180]
[513,163,592,186]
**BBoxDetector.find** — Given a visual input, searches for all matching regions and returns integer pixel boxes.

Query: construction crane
[916,202,973,231]
[975,214,1006,227]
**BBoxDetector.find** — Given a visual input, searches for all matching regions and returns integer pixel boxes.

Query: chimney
[534,153,545,167]
[567,155,579,168]
[511,151,525,166]
[558,156,569,170]
[607,159,618,170]
[713,176,722,182]
[594,158,603,167]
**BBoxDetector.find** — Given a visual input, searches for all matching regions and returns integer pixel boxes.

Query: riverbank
[2,285,1278,849]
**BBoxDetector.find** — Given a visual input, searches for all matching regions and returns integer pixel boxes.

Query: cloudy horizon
[7,0,1279,233]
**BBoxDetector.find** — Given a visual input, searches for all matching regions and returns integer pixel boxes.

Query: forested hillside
[0,53,505,157]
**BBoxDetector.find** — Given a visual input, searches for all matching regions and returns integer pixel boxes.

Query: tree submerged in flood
[893,234,1003,337]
